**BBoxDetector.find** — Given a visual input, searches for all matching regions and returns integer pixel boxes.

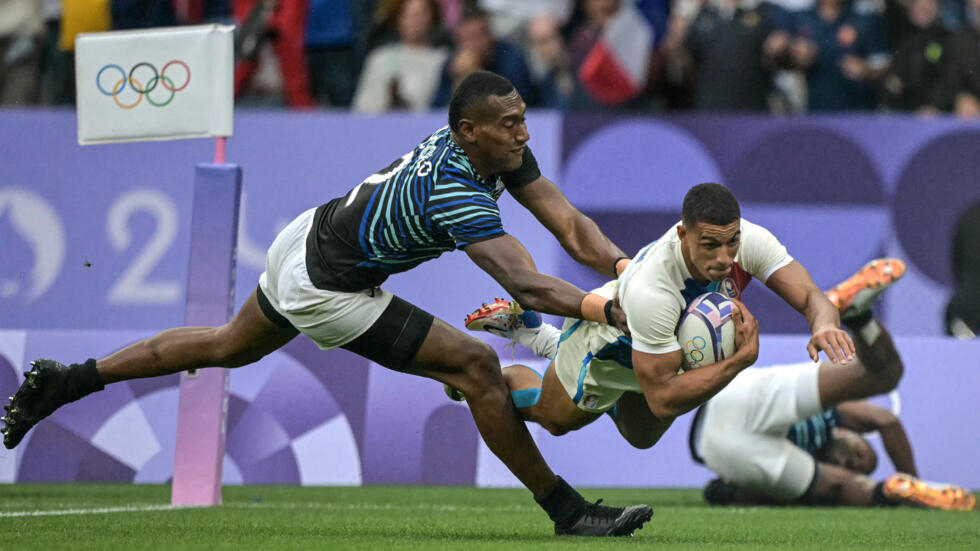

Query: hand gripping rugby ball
[677,292,736,372]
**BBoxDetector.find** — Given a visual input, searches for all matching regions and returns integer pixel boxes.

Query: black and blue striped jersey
[787,407,840,456]
[305,126,541,292]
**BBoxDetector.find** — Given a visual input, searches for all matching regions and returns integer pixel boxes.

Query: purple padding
[171,163,241,507]
[421,404,479,485]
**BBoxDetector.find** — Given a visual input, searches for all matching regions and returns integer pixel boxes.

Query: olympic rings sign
[96,61,191,109]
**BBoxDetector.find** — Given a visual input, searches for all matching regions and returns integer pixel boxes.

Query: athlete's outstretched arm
[836,401,917,476]
[466,234,612,324]
[510,176,629,278]
[765,260,855,363]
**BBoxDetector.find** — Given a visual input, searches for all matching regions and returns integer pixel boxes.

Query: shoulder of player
[737,218,779,244]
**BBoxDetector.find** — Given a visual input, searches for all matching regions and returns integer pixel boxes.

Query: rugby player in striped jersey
[3,71,651,536]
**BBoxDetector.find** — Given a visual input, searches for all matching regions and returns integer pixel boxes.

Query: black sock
[534,476,587,525]
[872,482,898,507]
[66,359,105,401]
[842,310,873,333]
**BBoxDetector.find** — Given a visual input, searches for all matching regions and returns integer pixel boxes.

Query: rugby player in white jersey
[691,259,975,510]
[450,182,855,450]
[467,250,975,511]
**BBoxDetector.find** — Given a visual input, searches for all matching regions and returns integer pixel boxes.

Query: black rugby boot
[554,499,654,537]
[703,478,737,505]
[2,358,103,449]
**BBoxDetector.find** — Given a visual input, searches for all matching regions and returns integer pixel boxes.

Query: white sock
[515,323,561,360]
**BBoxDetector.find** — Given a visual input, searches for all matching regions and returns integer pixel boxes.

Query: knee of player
[459,341,502,381]
[868,361,903,395]
[543,422,571,437]
[624,434,658,450]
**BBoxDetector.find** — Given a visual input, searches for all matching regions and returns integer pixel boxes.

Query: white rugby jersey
[617,218,793,356]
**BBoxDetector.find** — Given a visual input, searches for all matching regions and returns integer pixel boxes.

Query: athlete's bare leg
[817,322,902,409]
[97,289,300,382]
[808,462,877,506]
[497,363,599,437]
[2,289,299,449]
[406,320,564,496]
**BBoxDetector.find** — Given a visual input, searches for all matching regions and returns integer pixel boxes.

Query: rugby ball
[677,292,736,372]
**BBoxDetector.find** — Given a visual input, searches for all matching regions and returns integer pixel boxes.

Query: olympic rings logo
[684,336,707,366]
[96,61,191,109]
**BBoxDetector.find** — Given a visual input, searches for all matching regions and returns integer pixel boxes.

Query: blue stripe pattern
[787,408,840,456]
[356,127,505,274]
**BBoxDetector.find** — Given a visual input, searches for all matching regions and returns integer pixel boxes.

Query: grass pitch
[0,484,977,550]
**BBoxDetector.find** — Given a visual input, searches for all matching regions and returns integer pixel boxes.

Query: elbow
[645,396,680,419]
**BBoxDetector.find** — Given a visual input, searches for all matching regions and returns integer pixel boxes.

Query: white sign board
[75,25,234,145]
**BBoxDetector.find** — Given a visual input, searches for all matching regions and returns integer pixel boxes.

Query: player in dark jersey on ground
[1,71,651,536]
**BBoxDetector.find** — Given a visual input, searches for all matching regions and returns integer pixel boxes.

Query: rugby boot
[825,258,906,320]
[445,298,545,402]
[554,499,654,537]
[2,358,103,449]
[465,298,542,340]
[883,473,977,511]
[703,478,737,506]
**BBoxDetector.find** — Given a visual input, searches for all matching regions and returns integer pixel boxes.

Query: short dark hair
[448,71,516,132]
[682,183,740,228]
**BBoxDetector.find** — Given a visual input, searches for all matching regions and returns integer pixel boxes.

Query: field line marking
[0,504,180,518]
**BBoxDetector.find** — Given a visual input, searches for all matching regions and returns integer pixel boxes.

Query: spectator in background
[524,13,574,109]
[792,0,891,111]
[882,0,956,114]
[566,0,620,110]
[352,0,448,113]
[683,0,792,112]
[43,0,114,106]
[0,0,42,106]
[233,0,315,108]
[38,0,71,105]
[945,201,980,338]
[110,0,177,29]
[951,0,980,115]
[430,7,537,107]
[306,0,358,108]
[477,0,574,41]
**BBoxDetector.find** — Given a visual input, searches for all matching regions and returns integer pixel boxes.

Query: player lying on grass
[1,71,650,537]
[466,257,975,510]
[691,261,975,510]
[447,182,855,449]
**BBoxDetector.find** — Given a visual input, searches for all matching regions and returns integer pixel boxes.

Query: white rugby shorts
[257,207,394,350]
[693,362,823,500]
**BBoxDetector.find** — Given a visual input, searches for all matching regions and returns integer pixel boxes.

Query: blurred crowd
[4,0,980,115]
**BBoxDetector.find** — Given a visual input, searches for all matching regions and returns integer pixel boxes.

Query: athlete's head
[449,70,528,174]
[677,183,742,283]
[821,427,878,474]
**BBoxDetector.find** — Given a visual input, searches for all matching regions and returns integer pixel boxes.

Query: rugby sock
[872,482,899,507]
[535,476,587,525]
[514,323,561,360]
[842,311,881,346]
[68,359,105,400]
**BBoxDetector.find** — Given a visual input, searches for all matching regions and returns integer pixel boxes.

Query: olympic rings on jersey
[96,60,191,107]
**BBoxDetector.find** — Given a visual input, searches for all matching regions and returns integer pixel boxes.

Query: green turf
[0,484,977,550]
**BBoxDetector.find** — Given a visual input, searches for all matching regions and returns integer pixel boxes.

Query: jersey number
[346,152,413,207]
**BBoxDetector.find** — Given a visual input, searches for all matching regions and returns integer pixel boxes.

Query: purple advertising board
[1,110,978,488]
